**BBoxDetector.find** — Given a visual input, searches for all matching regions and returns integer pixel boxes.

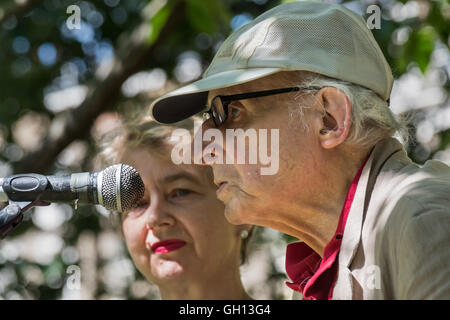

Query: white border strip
[97,171,103,206]
[115,164,122,212]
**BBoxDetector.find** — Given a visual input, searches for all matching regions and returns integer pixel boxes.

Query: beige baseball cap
[150,1,393,124]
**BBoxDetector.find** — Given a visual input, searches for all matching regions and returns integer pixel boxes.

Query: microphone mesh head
[100,164,145,212]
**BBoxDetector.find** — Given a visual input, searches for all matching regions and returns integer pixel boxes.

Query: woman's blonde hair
[97,111,198,168]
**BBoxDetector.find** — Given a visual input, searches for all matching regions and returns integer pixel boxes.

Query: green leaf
[426,1,450,47]
[413,26,436,74]
[282,0,323,3]
[186,0,231,34]
[148,0,176,45]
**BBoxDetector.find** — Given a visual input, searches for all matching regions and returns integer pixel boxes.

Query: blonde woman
[97,115,252,300]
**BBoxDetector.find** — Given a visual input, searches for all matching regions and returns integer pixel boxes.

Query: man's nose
[191,118,221,166]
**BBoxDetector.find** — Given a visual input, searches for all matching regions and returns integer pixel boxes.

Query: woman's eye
[127,200,149,215]
[136,200,149,208]
[169,189,192,198]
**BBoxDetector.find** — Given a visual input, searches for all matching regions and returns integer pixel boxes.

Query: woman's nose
[145,201,175,230]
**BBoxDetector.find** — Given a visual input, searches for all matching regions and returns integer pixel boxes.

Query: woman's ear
[237,224,254,239]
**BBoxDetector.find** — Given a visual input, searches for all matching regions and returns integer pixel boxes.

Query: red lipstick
[151,239,186,253]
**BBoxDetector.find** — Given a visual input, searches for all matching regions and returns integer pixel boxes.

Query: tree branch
[13,1,185,173]
[0,0,44,25]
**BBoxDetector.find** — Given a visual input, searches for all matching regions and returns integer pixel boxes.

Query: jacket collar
[338,137,405,269]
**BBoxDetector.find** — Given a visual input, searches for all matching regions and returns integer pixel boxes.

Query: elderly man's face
[198,74,328,226]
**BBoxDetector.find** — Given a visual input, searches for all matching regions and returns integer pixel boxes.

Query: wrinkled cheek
[223,194,249,225]
[236,164,265,193]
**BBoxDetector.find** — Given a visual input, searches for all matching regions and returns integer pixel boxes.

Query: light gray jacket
[330,137,450,299]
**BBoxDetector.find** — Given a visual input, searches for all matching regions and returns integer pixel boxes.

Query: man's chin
[223,199,246,225]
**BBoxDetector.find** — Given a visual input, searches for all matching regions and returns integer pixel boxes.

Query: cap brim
[150,67,281,124]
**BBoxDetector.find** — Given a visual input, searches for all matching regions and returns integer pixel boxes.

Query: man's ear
[315,87,352,149]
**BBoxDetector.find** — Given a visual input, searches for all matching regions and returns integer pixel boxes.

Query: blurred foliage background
[0,0,449,300]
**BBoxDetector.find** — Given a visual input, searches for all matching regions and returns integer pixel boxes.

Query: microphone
[0,164,145,212]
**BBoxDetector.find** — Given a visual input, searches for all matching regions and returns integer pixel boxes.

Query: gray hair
[279,71,412,150]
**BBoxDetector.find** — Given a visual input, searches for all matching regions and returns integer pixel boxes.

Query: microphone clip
[0,198,50,239]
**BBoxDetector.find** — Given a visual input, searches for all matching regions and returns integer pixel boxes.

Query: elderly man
[149,2,450,299]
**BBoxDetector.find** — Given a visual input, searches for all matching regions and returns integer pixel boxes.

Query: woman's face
[121,147,243,286]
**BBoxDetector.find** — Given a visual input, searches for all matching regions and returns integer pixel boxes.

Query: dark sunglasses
[203,86,323,127]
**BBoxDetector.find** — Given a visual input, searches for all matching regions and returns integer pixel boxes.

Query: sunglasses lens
[212,97,226,125]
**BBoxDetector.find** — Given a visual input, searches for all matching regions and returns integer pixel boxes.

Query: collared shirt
[285,155,370,300]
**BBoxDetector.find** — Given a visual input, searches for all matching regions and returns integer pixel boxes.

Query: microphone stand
[0,198,50,239]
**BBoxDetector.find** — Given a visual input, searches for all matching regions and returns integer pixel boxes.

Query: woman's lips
[150,239,186,253]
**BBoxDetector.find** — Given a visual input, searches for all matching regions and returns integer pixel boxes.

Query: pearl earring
[240,230,249,239]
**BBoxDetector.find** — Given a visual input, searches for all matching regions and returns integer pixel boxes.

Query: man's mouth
[216,181,229,193]
[149,239,186,254]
